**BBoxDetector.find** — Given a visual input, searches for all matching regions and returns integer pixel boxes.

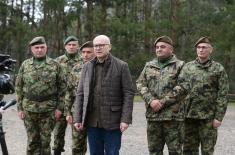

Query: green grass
[134,95,143,102]
[229,101,235,106]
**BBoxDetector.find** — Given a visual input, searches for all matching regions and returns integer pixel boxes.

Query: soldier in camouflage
[65,41,95,155]
[157,37,229,155]
[136,36,185,155]
[181,37,229,155]
[15,36,66,155]
[53,36,82,155]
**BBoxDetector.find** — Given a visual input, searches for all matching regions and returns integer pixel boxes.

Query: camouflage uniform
[136,55,185,155]
[15,56,66,155]
[178,58,229,155]
[64,62,87,155]
[53,53,82,153]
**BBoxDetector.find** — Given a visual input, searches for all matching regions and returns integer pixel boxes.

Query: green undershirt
[157,55,173,69]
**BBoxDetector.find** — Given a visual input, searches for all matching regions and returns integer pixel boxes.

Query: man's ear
[109,44,112,51]
[210,47,213,54]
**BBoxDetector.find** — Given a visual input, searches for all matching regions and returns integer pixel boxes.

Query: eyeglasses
[94,44,109,49]
[196,46,211,50]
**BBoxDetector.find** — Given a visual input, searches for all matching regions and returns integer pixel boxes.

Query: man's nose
[38,47,43,51]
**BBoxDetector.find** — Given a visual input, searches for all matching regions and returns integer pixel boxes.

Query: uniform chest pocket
[146,68,160,80]
[41,71,57,84]
[165,72,177,80]
[162,73,178,87]
[23,69,39,84]
[207,72,218,85]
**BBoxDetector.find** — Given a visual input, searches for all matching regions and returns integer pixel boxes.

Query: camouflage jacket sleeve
[15,62,25,111]
[64,64,82,116]
[120,63,135,124]
[160,65,190,107]
[73,67,85,123]
[136,65,155,105]
[64,72,78,116]
[56,63,67,111]
[64,73,74,116]
[214,68,229,121]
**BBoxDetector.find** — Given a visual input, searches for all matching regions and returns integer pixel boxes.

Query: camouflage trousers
[70,124,87,155]
[24,110,55,155]
[53,114,67,152]
[147,120,183,155]
[183,118,217,155]
[53,114,87,155]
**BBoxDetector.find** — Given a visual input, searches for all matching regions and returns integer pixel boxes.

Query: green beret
[64,36,78,45]
[194,36,211,47]
[29,36,46,46]
[80,41,93,51]
[154,35,173,47]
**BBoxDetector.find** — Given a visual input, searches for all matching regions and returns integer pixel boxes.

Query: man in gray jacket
[73,35,135,155]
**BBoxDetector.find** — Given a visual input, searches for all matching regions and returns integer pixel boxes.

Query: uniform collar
[64,52,81,62]
[149,54,178,69]
[29,56,51,65]
[195,57,212,68]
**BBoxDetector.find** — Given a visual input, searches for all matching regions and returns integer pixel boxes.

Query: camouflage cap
[80,41,93,51]
[194,36,211,47]
[154,35,173,47]
[64,35,78,45]
[29,36,46,46]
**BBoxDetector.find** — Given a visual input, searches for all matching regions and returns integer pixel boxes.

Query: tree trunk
[85,0,94,40]
[170,0,180,50]
[99,0,107,33]
[144,0,152,53]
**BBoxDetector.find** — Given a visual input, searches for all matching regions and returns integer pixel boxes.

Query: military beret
[64,36,78,45]
[80,41,93,51]
[29,36,46,46]
[194,36,211,47]
[154,35,173,47]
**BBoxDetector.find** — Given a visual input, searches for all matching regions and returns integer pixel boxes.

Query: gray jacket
[73,54,135,130]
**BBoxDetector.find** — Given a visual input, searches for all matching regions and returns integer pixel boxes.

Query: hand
[74,123,83,131]
[66,115,73,124]
[150,99,162,112]
[55,109,62,121]
[18,111,25,120]
[213,119,222,128]
[120,122,129,132]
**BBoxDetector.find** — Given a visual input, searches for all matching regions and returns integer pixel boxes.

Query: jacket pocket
[110,106,122,123]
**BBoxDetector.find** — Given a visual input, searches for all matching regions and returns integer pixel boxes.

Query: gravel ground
[1,95,235,155]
